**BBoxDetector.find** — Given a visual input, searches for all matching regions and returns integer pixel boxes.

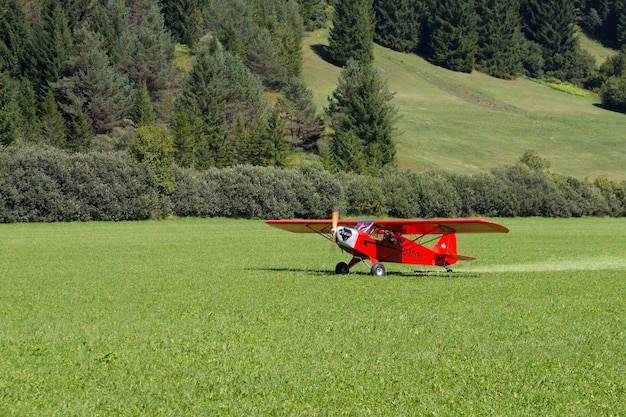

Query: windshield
[355,221,375,235]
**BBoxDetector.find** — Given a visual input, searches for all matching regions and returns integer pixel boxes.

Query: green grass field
[1,218,624,415]
[303,31,626,181]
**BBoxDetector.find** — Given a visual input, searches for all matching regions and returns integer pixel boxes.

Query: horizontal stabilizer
[447,254,476,262]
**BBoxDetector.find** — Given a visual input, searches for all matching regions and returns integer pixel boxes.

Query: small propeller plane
[267,214,509,275]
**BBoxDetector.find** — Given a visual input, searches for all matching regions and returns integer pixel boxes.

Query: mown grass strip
[0,218,624,415]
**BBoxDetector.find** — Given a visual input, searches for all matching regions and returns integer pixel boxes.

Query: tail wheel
[335,262,349,275]
[371,262,386,276]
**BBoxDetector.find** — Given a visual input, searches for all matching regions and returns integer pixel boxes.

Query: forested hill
[1,0,625,221]
[0,0,625,170]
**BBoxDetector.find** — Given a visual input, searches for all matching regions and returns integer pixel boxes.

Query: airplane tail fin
[433,234,476,266]
[433,233,457,255]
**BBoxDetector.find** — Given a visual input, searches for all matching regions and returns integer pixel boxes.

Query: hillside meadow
[303,30,626,181]
[0,217,624,415]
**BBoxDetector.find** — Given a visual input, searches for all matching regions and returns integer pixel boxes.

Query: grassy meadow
[1,217,625,415]
[302,31,626,181]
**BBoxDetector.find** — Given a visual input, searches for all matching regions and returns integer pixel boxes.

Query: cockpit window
[355,221,375,235]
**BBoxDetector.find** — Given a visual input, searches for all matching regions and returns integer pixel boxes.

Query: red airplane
[267,215,509,275]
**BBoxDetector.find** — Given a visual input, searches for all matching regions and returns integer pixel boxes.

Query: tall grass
[0,218,624,415]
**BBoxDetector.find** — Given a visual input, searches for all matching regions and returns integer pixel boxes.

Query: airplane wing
[371,219,509,235]
[267,218,508,235]
[266,219,359,233]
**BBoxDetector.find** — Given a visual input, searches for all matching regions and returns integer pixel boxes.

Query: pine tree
[117,2,178,108]
[161,0,203,47]
[88,0,133,65]
[328,0,375,66]
[0,0,28,78]
[16,80,42,143]
[373,0,423,53]
[173,51,231,169]
[475,0,522,79]
[54,25,132,135]
[24,0,73,99]
[131,82,156,127]
[297,0,328,31]
[219,21,246,60]
[522,0,579,79]
[246,29,287,90]
[40,88,67,148]
[271,0,305,77]
[172,107,199,168]
[263,107,289,167]
[428,0,479,73]
[278,77,323,151]
[616,0,626,47]
[0,71,20,146]
[326,59,398,173]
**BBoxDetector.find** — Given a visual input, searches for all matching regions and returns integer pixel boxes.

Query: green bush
[0,146,623,222]
[380,169,461,218]
[337,172,388,217]
[601,76,626,113]
[0,145,165,222]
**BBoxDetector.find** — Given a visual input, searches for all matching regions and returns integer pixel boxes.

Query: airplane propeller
[331,211,339,243]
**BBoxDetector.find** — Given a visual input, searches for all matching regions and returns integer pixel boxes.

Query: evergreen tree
[24,0,73,99]
[428,0,479,73]
[331,130,367,174]
[278,76,323,151]
[328,0,375,66]
[326,59,398,173]
[475,0,522,79]
[522,0,579,79]
[0,71,20,146]
[40,88,67,148]
[116,2,178,111]
[263,107,289,167]
[88,0,133,65]
[173,51,233,169]
[65,102,92,152]
[246,29,287,90]
[16,80,42,143]
[0,0,28,78]
[219,21,247,60]
[616,0,626,46]
[373,0,423,53]
[271,0,305,77]
[297,0,328,31]
[161,0,203,47]
[172,107,199,168]
[131,82,156,127]
[60,0,92,31]
[234,115,255,164]
[54,25,132,135]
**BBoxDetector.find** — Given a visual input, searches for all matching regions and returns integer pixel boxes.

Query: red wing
[371,219,509,235]
[266,219,359,233]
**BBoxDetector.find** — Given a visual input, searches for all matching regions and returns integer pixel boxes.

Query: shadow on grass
[310,43,340,66]
[253,267,481,279]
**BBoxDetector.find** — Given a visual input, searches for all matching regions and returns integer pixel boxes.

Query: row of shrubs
[0,145,624,222]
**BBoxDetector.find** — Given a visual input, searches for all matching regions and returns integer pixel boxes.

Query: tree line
[2,0,626,168]
[1,0,626,223]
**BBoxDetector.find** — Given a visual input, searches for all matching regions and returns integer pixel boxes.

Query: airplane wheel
[371,262,386,276]
[335,262,349,275]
